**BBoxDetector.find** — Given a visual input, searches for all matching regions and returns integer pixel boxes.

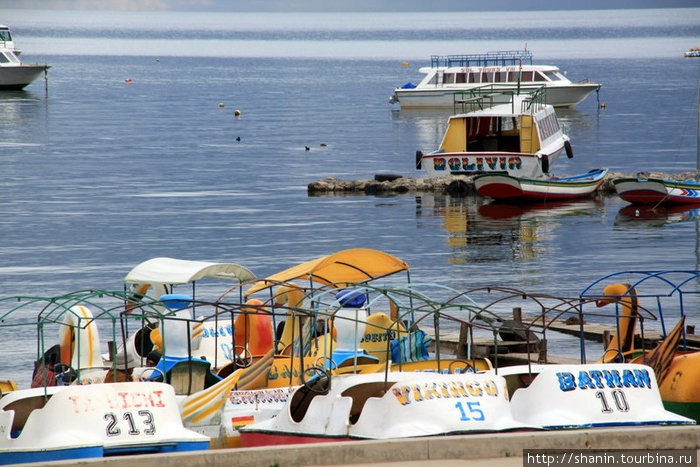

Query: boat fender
[447,179,470,196]
[415,150,423,169]
[565,140,574,159]
[540,154,549,174]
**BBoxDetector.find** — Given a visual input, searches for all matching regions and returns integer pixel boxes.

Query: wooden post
[457,322,469,359]
[602,330,612,348]
[512,307,522,324]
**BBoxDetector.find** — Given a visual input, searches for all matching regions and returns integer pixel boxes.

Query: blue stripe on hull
[0,446,104,465]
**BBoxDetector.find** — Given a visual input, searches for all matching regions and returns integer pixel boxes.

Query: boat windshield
[0,51,20,65]
[0,29,11,44]
[544,71,566,82]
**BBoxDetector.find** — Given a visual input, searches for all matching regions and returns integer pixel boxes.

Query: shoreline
[308,171,699,196]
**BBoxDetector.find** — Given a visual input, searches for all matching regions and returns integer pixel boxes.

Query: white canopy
[123,257,257,286]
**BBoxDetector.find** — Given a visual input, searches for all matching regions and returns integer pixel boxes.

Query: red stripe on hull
[476,183,523,199]
[618,190,676,205]
[240,432,352,448]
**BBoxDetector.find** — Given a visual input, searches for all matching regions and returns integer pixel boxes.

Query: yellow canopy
[244,248,409,297]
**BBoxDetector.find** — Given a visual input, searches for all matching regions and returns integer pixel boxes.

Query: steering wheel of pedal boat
[314,355,337,370]
[448,359,477,374]
[601,348,626,364]
[301,366,331,394]
[134,366,165,382]
[234,345,253,368]
[53,363,77,384]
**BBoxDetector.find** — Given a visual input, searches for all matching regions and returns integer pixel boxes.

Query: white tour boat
[416,89,573,179]
[390,50,600,109]
[0,25,50,90]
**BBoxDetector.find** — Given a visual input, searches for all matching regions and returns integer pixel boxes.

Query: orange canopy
[244,248,409,298]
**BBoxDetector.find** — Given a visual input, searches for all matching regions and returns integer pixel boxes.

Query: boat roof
[124,257,257,286]
[430,50,533,68]
[451,92,551,119]
[244,248,409,297]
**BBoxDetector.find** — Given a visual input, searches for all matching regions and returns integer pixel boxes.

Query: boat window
[468,72,480,83]
[521,71,534,82]
[544,71,565,81]
[455,73,467,83]
[493,71,507,83]
[0,51,19,65]
[481,71,494,83]
[444,73,455,84]
[0,29,10,43]
[534,72,547,82]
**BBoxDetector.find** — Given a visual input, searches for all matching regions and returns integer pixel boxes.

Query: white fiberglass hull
[0,65,48,90]
[395,82,600,109]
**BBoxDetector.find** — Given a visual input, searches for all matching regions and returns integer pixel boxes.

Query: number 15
[455,401,485,421]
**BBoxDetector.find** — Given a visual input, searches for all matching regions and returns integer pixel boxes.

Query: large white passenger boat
[391,50,600,109]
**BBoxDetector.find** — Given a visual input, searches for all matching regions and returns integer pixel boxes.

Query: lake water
[1,8,700,381]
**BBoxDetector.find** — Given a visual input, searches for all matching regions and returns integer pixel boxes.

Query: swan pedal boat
[239,370,532,446]
[474,169,608,201]
[498,363,693,429]
[0,382,209,465]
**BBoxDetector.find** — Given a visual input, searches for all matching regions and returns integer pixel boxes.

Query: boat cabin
[439,103,561,156]
[0,25,19,55]
[421,65,566,87]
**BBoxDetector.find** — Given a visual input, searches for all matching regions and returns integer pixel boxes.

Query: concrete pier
[26,425,699,467]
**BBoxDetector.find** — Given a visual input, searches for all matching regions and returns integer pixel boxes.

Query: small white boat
[475,169,608,201]
[0,26,49,90]
[498,364,694,429]
[684,47,700,58]
[391,50,600,109]
[416,90,573,179]
[239,371,532,446]
[0,382,210,465]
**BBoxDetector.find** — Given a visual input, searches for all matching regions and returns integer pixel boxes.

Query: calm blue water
[1,8,700,381]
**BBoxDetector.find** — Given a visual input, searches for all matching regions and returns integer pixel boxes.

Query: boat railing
[452,83,548,114]
[431,50,533,68]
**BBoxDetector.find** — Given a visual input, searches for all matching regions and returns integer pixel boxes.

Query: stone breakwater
[307,171,698,196]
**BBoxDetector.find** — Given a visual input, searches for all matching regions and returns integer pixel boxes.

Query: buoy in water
[218,103,225,108]
[234,109,241,117]
[402,62,409,66]
[125,79,132,83]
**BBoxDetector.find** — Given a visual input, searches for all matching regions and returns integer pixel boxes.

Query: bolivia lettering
[392,379,499,405]
[433,156,522,172]
[556,368,651,391]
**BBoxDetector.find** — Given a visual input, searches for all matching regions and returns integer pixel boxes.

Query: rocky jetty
[307,171,699,196]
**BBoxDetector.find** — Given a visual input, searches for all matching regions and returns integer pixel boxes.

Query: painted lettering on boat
[229,388,291,405]
[433,156,522,172]
[201,325,233,338]
[360,330,399,343]
[392,379,499,405]
[555,369,651,391]
[67,390,166,413]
